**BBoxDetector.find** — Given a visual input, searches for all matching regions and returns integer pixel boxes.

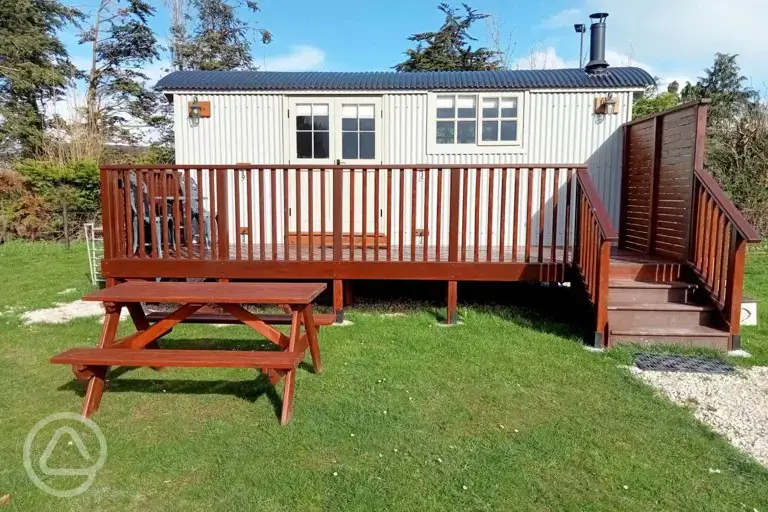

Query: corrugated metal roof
[157,67,654,92]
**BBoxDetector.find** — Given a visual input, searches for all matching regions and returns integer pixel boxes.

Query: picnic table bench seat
[51,281,327,425]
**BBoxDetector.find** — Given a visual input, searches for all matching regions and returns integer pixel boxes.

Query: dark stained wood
[386,169,392,261]
[486,168,494,262]
[374,169,380,261]
[148,170,158,256]
[460,168,468,261]
[146,311,335,326]
[196,169,204,259]
[333,169,343,262]
[52,348,303,370]
[362,170,367,261]
[423,168,430,262]
[308,169,314,261]
[525,168,533,263]
[538,168,546,263]
[209,169,217,259]
[436,169,443,261]
[234,168,241,260]
[296,168,302,261]
[499,169,508,263]
[85,281,327,304]
[350,169,356,261]
[320,169,327,261]
[512,170,520,261]
[271,169,278,260]
[411,169,417,262]
[448,168,460,263]
[550,168,559,263]
[398,170,405,261]
[473,169,481,262]
[283,169,289,260]
[447,280,457,324]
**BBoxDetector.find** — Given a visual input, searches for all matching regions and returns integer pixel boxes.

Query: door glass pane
[342,117,358,131]
[314,131,329,158]
[436,121,454,144]
[482,120,498,141]
[359,118,375,131]
[359,132,375,159]
[296,115,312,130]
[313,115,329,130]
[342,132,358,159]
[457,120,476,143]
[296,132,312,158]
[500,120,517,141]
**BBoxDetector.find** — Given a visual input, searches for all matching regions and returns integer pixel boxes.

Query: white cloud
[545,0,768,84]
[260,45,326,72]
[540,8,583,29]
[515,46,579,70]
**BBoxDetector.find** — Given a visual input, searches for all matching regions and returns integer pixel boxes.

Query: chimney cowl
[585,12,609,74]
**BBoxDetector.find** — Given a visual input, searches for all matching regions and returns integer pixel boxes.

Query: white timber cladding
[172,89,636,250]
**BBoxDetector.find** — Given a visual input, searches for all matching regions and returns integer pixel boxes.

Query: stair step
[611,325,729,349]
[609,280,696,303]
[609,263,683,282]
[608,302,713,312]
[608,302,716,327]
[609,280,694,289]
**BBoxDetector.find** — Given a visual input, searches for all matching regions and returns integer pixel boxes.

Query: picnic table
[51,281,329,425]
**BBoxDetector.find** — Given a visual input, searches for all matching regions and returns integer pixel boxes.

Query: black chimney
[585,12,609,74]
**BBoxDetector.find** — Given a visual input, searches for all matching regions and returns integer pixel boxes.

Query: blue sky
[61,0,768,89]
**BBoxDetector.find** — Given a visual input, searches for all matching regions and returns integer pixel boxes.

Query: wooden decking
[169,244,571,264]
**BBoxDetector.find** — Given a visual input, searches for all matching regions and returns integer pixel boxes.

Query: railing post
[686,102,710,260]
[723,229,747,350]
[99,168,114,260]
[647,115,663,255]
[447,167,460,262]
[618,125,630,249]
[216,168,229,259]
[333,168,343,262]
[594,238,611,348]
[572,177,582,269]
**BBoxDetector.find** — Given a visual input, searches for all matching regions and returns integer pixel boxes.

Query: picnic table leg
[301,305,323,374]
[82,303,121,417]
[280,308,301,426]
[126,303,163,370]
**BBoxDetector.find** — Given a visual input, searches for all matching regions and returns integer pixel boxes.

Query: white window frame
[426,91,525,155]
[477,93,522,147]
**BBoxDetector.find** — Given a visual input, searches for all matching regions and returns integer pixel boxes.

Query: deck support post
[446,280,458,324]
[333,279,344,323]
[724,230,747,351]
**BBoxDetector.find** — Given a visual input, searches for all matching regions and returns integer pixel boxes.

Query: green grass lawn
[1,242,767,511]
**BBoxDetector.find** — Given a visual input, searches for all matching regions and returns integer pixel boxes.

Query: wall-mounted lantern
[594,93,619,115]
[188,96,211,127]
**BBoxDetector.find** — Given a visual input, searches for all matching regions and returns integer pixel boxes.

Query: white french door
[287,96,384,237]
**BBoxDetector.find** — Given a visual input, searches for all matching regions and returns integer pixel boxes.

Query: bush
[15,159,101,214]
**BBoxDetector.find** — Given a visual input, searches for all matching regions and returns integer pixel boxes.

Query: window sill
[426,143,526,156]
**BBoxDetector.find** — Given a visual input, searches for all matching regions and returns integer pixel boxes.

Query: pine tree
[395,3,499,72]
[0,0,83,155]
[174,0,272,71]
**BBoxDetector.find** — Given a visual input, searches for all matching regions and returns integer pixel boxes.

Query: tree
[79,0,161,145]
[0,0,83,156]
[632,79,681,118]
[174,0,272,71]
[395,3,500,72]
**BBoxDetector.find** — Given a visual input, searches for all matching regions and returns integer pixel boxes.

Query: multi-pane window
[435,95,477,144]
[434,93,521,147]
[296,104,329,159]
[341,104,376,159]
[481,97,519,143]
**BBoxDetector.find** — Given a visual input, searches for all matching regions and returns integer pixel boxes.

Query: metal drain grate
[634,354,735,374]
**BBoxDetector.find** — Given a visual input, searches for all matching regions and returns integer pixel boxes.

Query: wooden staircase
[606,253,729,348]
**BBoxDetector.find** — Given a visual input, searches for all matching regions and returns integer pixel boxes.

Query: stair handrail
[573,169,618,348]
[693,168,762,243]
[576,169,619,242]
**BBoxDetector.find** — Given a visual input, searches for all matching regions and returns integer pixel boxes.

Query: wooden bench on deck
[51,281,327,425]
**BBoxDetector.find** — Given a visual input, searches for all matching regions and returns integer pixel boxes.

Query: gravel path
[631,366,768,467]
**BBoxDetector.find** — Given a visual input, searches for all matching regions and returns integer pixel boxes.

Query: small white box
[741,297,758,326]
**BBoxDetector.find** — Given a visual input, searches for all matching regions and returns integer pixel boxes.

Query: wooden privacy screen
[620,100,709,260]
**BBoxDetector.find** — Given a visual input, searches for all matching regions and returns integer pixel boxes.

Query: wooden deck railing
[100,164,585,270]
[573,168,619,347]
[689,167,762,347]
